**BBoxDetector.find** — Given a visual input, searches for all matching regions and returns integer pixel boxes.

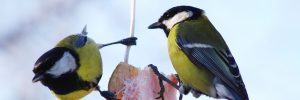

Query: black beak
[148,22,164,29]
[32,73,44,83]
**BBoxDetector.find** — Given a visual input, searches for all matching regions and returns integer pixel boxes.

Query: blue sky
[1,0,300,100]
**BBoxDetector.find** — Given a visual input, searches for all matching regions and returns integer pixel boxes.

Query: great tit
[148,6,248,100]
[32,26,137,100]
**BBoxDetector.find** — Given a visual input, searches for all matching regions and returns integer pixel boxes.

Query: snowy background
[1,0,300,100]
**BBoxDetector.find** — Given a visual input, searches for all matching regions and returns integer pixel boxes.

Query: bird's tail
[213,78,248,100]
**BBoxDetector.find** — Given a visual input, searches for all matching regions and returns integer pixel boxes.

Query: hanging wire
[124,0,135,63]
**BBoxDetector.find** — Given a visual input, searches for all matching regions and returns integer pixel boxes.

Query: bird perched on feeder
[32,26,137,100]
[148,6,248,100]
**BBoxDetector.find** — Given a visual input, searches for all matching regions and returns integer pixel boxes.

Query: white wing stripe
[183,43,213,48]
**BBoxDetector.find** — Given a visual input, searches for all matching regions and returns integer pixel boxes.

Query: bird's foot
[176,74,184,100]
[191,89,202,98]
[179,94,183,100]
[179,85,191,95]
[156,89,165,100]
[177,85,191,100]
[148,64,165,100]
[156,74,165,100]
[148,64,179,89]
[119,37,137,46]
[100,91,117,100]
[98,37,137,49]
[96,86,118,100]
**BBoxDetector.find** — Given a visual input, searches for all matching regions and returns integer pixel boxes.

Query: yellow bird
[32,26,137,100]
[149,6,248,100]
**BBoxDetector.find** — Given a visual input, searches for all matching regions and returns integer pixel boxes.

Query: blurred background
[1,0,300,100]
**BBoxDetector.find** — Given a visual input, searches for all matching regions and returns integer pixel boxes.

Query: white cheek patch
[47,52,77,77]
[162,11,193,29]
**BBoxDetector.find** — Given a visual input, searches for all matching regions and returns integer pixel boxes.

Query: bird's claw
[120,37,137,46]
[155,85,166,100]
[176,74,184,100]
[96,86,118,100]
[179,94,183,100]
[155,78,165,100]
[155,92,165,100]
[149,64,165,100]
[100,91,117,100]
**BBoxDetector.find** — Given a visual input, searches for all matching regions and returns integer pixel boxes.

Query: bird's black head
[148,6,204,37]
